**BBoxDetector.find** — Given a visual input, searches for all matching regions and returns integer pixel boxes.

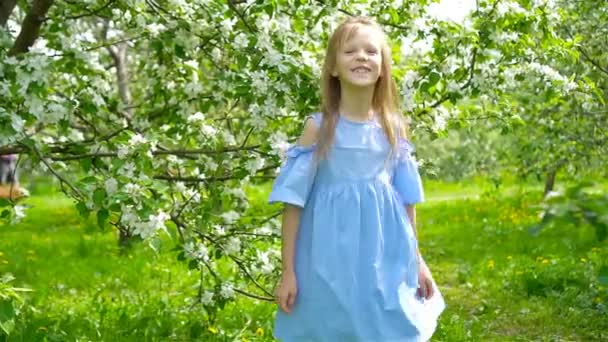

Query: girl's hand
[275,270,298,313]
[417,258,435,300]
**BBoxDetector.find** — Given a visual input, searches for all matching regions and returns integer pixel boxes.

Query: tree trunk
[9,0,54,56]
[0,0,18,27]
[543,170,557,197]
[118,229,133,249]
[108,42,133,118]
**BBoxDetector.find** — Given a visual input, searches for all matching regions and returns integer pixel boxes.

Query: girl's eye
[345,50,354,54]
[367,50,378,55]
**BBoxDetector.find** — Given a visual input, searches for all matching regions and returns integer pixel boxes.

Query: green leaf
[76,201,90,218]
[79,176,97,184]
[175,44,186,59]
[428,71,441,87]
[1,209,11,219]
[79,158,92,173]
[599,266,608,285]
[93,188,106,207]
[97,208,109,229]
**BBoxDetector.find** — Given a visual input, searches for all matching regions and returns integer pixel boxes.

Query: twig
[26,142,84,200]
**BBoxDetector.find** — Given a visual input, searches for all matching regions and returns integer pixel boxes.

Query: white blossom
[220,282,235,299]
[13,205,26,220]
[211,47,222,62]
[225,237,241,255]
[148,210,170,231]
[184,241,209,261]
[124,183,141,196]
[128,133,147,147]
[233,33,249,49]
[221,211,239,224]
[245,156,265,173]
[187,111,205,123]
[220,17,237,35]
[105,178,118,195]
[175,181,187,193]
[133,221,156,239]
[257,251,274,275]
[146,23,166,36]
[200,291,214,305]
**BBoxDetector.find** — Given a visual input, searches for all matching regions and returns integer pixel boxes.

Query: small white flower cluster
[200,290,214,305]
[184,241,209,262]
[121,205,170,240]
[496,1,527,17]
[224,237,241,255]
[269,131,290,158]
[220,282,235,299]
[527,62,577,94]
[187,112,217,136]
[401,70,419,112]
[117,133,157,160]
[431,106,451,132]
[256,250,275,275]
[245,156,265,174]
[220,210,240,224]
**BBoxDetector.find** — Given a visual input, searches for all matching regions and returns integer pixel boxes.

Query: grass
[1,176,607,341]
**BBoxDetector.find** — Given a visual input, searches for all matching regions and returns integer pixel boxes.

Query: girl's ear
[331,70,338,77]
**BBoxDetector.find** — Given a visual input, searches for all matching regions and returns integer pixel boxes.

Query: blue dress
[268,113,446,342]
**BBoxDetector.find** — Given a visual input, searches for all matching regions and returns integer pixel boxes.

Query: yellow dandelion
[1,260,8,264]
[242,338,249,342]
[208,327,218,334]
[595,297,603,304]
[542,259,550,264]
[507,256,513,260]
[515,271,523,275]
[256,327,264,337]
[580,258,587,263]
[487,260,495,269]
[0,252,4,256]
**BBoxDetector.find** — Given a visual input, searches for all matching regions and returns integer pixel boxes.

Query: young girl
[268,16,446,341]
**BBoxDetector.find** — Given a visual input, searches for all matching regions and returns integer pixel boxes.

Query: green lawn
[1,178,607,341]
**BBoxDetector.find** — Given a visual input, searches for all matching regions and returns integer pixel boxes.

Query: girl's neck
[338,82,375,121]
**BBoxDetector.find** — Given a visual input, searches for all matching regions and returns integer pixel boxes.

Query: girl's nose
[356,52,368,61]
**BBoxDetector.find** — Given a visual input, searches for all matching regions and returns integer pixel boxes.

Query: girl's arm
[280,117,319,271]
[280,204,301,272]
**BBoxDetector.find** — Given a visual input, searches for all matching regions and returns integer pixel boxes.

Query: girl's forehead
[340,25,383,47]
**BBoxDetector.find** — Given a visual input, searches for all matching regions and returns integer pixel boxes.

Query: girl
[268,16,446,342]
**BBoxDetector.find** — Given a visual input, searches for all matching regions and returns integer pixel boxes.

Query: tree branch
[0,144,263,157]
[61,0,115,21]
[0,0,17,27]
[9,0,54,56]
[25,142,84,200]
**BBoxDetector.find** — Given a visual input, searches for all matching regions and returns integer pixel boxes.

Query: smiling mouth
[351,67,371,73]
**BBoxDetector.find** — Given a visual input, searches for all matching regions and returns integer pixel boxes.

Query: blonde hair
[317,16,406,160]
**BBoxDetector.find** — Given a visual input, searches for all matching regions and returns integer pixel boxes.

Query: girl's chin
[340,78,379,88]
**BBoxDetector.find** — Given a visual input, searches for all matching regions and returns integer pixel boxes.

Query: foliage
[2,181,608,340]
[0,273,31,337]
[533,181,608,242]
[0,0,606,323]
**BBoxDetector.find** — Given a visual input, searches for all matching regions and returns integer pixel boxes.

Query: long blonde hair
[317,16,405,160]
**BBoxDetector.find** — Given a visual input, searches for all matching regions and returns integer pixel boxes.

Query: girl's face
[332,25,383,89]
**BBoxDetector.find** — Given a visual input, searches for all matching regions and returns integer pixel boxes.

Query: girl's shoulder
[304,112,323,128]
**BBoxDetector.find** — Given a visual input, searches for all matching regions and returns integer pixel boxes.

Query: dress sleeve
[392,138,425,205]
[268,114,321,208]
